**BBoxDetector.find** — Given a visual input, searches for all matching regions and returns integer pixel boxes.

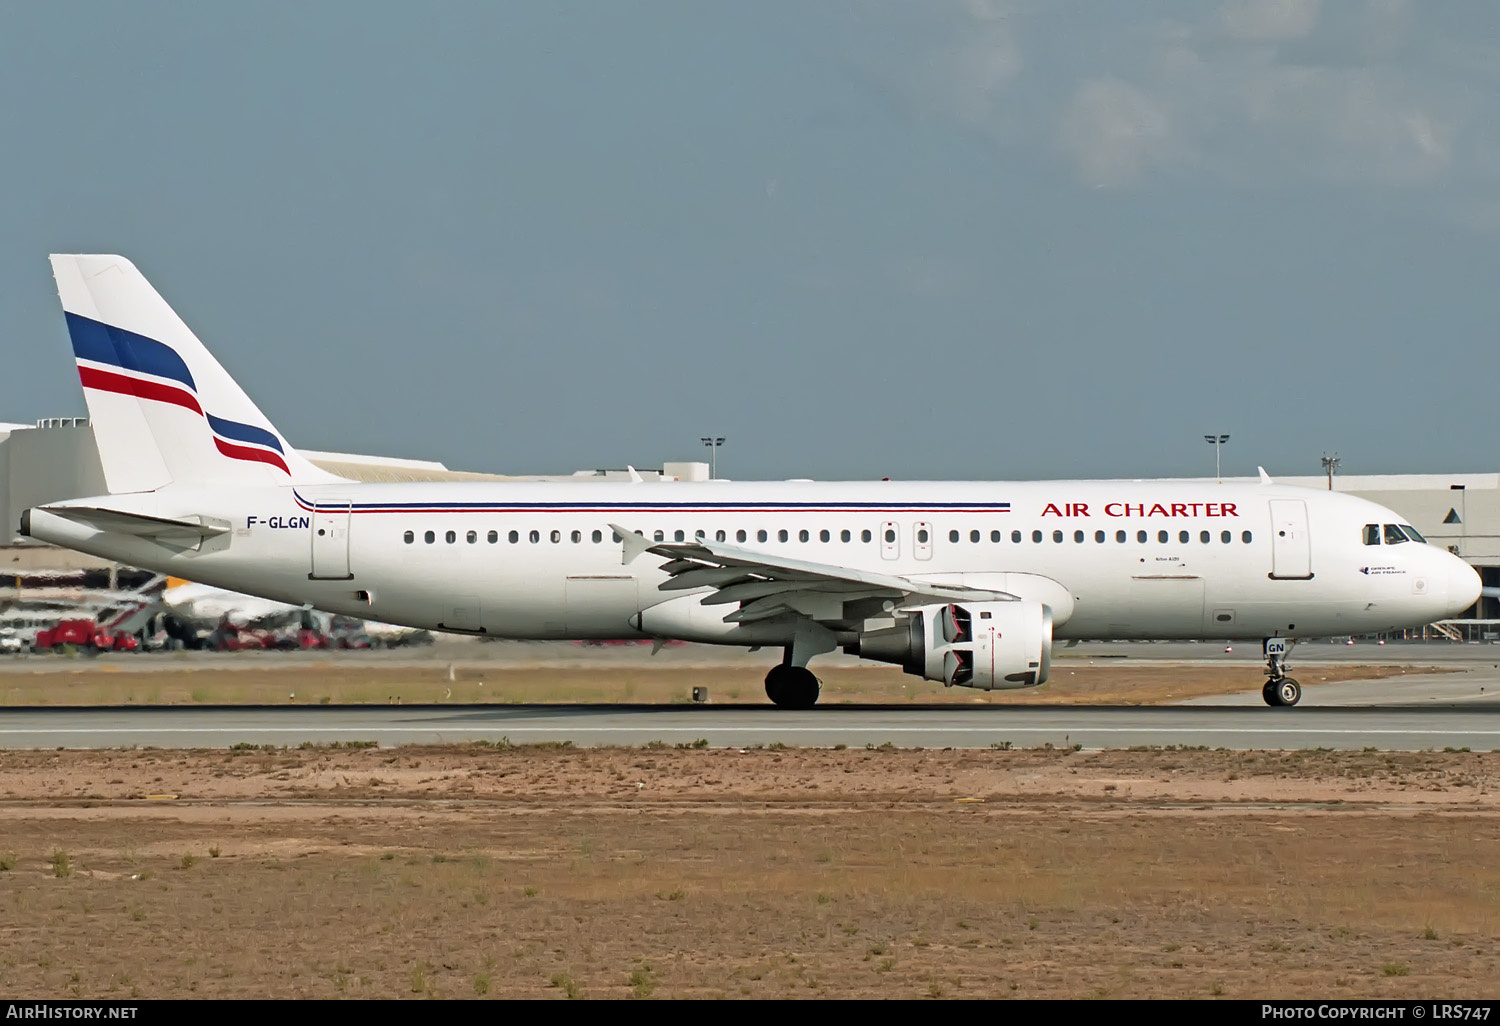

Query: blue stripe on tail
[206,413,284,454]
[64,312,197,391]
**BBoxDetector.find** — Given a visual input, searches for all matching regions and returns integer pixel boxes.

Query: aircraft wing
[610,524,1016,628]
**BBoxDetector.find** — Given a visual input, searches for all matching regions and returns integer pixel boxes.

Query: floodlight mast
[700,436,725,480]
[1321,452,1340,491]
[1205,434,1229,481]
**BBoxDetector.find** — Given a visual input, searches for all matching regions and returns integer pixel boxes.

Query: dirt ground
[0,659,1447,706]
[2,745,1499,999]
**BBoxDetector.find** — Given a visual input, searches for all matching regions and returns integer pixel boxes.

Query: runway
[4,701,1500,750]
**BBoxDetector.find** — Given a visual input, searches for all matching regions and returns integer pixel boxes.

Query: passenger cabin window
[674,530,685,542]
[758,530,768,542]
[1179,531,1189,543]
[530,530,540,543]
[509,531,519,543]
[737,530,747,542]
[695,530,705,541]
[799,530,810,542]
[1073,530,1084,543]
[862,529,872,542]
[1094,530,1105,543]
[572,530,582,543]
[884,528,895,543]
[1157,530,1168,544]
[993,530,1003,542]
[1200,531,1210,543]
[1137,530,1147,543]
[972,530,982,543]
[1032,530,1042,543]
[653,530,664,542]
[1221,531,1231,543]
[1053,530,1063,543]
[467,530,477,544]
[592,530,603,543]
[1383,524,1408,545]
[404,530,414,544]
[779,530,790,542]
[445,530,456,544]
[945,530,956,543]
[1363,524,1380,545]
[841,530,851,542]
[1242,531,1253,543]
[716,530,726,542]
[551,530,561,543]
[820,529,830,542]
[1012,530,1022,543]
[1116,530,1126,543]
[488,530,499,543]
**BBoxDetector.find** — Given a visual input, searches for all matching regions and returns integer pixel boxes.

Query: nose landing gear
[1262,638,1301,707]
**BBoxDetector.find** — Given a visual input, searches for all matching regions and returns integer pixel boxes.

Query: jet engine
[845,601,1052,690]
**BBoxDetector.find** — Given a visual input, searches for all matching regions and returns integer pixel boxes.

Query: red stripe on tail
[78,365,203,415]
[213,437,290,475]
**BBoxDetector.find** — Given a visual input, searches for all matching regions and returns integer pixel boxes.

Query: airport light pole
[701,436,724,480]
[1321,452,1340,491]
[1205,434,1229,481]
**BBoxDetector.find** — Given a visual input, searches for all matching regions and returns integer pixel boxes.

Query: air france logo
[1359,566,1405,576]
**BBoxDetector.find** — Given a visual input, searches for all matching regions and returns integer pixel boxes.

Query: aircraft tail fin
[49,254,343,493]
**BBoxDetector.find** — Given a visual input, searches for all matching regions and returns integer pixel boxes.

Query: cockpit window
[1400,525,1426,543]
[1362,524,1380,546]
[1383,523,1409,545]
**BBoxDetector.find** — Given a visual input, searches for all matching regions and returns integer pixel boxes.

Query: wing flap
[618,531,1019,631]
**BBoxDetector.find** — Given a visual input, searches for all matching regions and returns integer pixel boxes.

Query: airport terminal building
[2,417,1497,630]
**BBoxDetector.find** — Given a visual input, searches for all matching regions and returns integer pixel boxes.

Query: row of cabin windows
[959,528,1253,545]
[403,529,609,545]
[402,526,1255,545]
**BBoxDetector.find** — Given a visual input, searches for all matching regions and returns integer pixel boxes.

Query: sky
[2,0,1499,482]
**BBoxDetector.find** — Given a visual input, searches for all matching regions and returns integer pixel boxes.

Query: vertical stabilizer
[49,255,342,493]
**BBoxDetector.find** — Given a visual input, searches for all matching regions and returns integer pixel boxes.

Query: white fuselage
[26,478,1481,648]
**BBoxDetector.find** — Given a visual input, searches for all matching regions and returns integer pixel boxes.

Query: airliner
[21,255,1482,708]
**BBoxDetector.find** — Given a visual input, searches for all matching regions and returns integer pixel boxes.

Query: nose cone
[1442,555,1482,618]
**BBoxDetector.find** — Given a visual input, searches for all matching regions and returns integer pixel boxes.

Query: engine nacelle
[846,601,1052,690]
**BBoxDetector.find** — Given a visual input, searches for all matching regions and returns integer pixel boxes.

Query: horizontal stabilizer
[39,505,229,541]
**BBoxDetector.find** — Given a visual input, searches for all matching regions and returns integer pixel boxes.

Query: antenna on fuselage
[1258,467,1274,485]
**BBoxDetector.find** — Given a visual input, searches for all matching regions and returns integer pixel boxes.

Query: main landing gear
[764,625,836,709]
[765,664,820,709]
[1261,638,1301,707]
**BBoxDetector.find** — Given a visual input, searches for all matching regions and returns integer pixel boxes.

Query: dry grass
[0,661,1441,707]
[0,745,1498,998]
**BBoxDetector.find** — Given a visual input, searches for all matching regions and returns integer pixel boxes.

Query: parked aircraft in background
[162,578,303,630]
[23,255,1481,706]
[159,578,432,650]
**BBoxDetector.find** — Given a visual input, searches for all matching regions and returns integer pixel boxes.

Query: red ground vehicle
[210,622,274,651]
[33,619,139,653]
